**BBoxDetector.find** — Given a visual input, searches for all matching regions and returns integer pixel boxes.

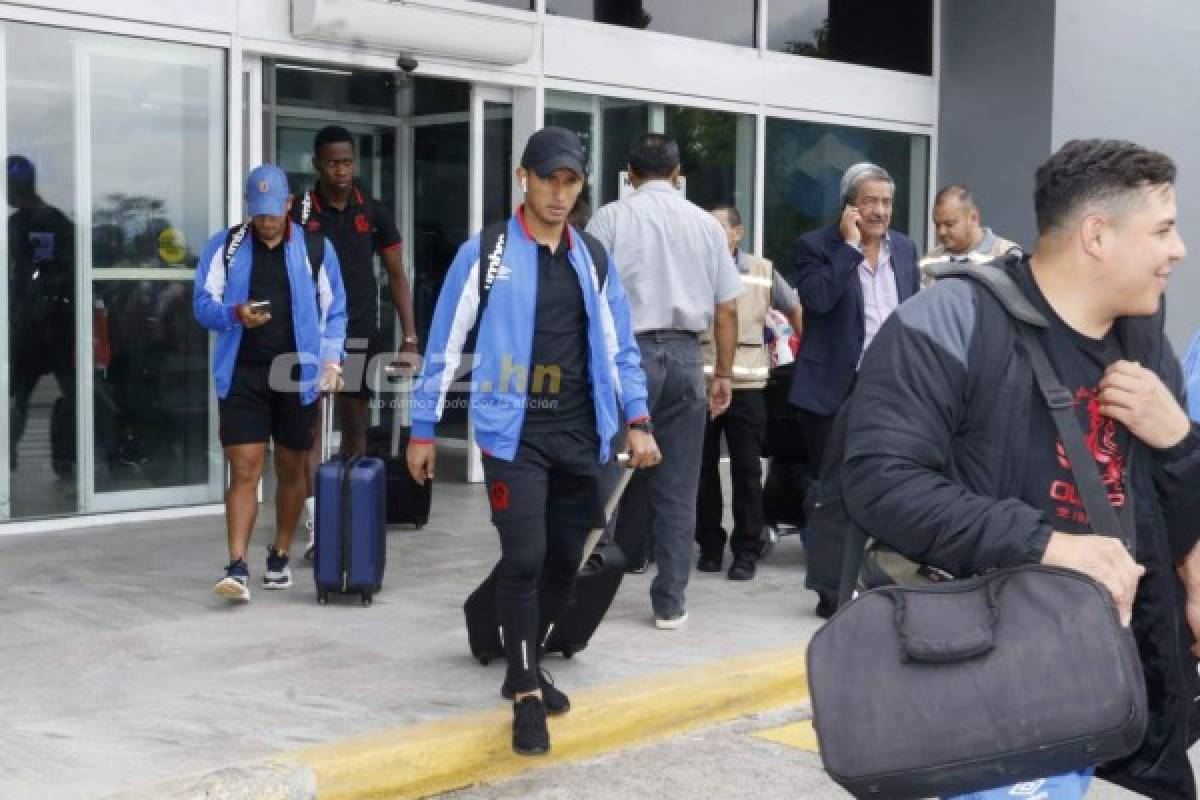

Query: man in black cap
[409,127,658,756]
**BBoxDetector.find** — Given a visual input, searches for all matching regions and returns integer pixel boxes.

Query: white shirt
[586,181,743,333]
[855,235,899,362]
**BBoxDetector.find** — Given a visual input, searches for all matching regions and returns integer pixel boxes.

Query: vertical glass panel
[769,0,933,76]
[763,117,929,285]
[93,279,210,491]
[547,0,756,48]
[664,107,756,247]
[87,41,224,501]
[7,24,80,517]
[482,102,513,226]
[412,121,470,436]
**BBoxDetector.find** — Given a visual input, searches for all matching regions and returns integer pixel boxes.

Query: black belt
[635,329,699,340]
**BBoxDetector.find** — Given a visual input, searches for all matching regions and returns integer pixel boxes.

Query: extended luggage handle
[320,391,336,464]
[892,581,1001,664]
[384,363,412,459]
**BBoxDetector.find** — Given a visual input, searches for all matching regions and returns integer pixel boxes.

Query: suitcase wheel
[317,591,329,605]
[561,647,575,659]
[361,593,373,607]
[479,657,491,666]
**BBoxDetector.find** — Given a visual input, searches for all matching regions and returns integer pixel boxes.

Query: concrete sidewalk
[0,459,823,799]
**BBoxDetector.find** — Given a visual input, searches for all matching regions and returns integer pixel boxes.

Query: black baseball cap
[520,126,587,178]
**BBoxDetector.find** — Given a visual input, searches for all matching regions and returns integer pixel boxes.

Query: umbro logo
[485,233,507,290]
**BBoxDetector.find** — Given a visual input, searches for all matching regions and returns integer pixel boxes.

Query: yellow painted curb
[277,644,809,800]
[754,719,820,752]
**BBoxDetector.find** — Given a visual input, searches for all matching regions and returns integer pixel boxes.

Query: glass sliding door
[3,22,225,519]
[80,38,225,513]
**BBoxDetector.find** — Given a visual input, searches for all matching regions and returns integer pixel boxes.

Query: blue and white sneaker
[213,559,250,601]
[263,545,293,590]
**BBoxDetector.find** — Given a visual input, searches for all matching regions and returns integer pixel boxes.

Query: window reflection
[545,92,756,244]
[763,117,928,284]
[768,0,933,76]
[548,0,756,48]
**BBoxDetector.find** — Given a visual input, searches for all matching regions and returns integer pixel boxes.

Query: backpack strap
[477,219,509,325]
[578,229,609,291]
[303,228,324,285]
[299,190,313,226]
[223,222,249,270]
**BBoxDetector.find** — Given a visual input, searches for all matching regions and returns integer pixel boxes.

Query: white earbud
[521,179,528,193]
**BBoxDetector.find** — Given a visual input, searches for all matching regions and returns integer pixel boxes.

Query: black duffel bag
[808,565,1146,799]
[807,270,1149,799]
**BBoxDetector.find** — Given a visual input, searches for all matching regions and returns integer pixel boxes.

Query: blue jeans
[947,768,1094,799]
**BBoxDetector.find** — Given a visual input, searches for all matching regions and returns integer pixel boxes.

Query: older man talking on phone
[788,162,920,617]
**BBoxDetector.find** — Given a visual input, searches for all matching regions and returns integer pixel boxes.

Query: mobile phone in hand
[249,300,271,313]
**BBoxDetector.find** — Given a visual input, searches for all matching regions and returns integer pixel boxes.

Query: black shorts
[219,363,318,451]
[344,320,383,401]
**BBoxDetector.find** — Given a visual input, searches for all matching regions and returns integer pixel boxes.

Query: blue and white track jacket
[411,210,649,463]
[193,223,347,406]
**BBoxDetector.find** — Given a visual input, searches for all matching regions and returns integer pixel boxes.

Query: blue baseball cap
[245,164,290,217]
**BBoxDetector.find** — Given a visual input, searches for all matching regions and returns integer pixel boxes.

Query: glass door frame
[75,37,225,514]
[466,84,512,483]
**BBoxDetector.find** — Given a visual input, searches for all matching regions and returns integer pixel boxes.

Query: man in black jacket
[843,139,1200,797]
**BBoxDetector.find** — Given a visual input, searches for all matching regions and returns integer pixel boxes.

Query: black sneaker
[512,696,550,756]
[697,554,722,573]
[501,669,571,714]
[263,545,292,590]
[815,593,836,620]
[727,558,757,581]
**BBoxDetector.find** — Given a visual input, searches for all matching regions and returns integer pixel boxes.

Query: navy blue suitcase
[314,397,387,606]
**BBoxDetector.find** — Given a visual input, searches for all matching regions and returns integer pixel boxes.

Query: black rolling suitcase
[465,460,633,664]
[364,368,431,527]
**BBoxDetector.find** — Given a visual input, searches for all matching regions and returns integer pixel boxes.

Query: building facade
[0,0,939,529]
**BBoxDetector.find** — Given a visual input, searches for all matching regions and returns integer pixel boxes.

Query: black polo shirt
[292,184,401,333]
[237,234,296,366]
[523,237,594,433]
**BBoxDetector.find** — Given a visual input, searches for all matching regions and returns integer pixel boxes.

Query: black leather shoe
[815,593,837,620]
[697,554,722,573]
[727,558,757,581]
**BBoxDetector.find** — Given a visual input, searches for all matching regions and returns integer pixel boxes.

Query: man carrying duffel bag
[823,139,1200,798]
[407,127,659,757]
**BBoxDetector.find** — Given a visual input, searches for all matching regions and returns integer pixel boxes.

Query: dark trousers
[796,407,840,600]
[696,389,767,563]
[482,428,601,694]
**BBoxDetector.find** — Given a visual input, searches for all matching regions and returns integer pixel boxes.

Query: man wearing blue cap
[194,164,347,602]
[409,127,659,756]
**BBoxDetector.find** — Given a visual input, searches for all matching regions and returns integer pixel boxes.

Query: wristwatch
[402,335,419,345]
[629,419,653,434]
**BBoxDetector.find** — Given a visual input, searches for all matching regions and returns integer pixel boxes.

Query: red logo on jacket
[354,213,370,234]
